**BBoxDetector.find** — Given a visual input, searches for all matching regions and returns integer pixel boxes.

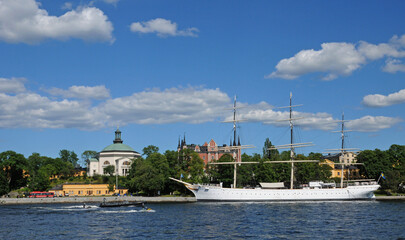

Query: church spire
[113,127,123,144]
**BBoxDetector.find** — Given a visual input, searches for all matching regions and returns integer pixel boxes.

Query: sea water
[1,201,404,239]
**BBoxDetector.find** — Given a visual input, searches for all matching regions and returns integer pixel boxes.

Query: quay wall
[1,196,404,205]
[0,196,196,205]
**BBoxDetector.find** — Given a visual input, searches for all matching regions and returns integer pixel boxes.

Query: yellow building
[322,159,360,179]
[49,183,128,197]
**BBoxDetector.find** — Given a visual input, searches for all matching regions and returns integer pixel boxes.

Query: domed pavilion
[88,128,141,176]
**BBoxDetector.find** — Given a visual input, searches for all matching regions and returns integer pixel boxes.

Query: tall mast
[289,92,295,190]
[340,113,345,188]
[326,112,357,188]
[233,96,237,146]
[216,96,254,188]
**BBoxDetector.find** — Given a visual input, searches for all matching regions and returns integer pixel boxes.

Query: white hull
[187,184,380,201]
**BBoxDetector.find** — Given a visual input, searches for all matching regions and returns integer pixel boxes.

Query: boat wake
[99,209,155,214]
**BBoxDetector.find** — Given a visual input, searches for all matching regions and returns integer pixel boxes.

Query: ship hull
[189,184,380,201]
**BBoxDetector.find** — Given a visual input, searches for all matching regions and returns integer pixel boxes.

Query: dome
[102,143,136,152]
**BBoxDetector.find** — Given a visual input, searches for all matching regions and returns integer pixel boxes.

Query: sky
[0,0,404,164]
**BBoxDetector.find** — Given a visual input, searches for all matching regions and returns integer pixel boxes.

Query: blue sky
[1,0,404,164]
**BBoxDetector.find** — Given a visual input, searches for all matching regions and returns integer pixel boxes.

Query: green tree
[104,165,115,176]
[127,153,170,195]
[28,168,50,191]
[142,145,159,158]
[188,152,204,183]
[81,150,97,168]
[0,151,28,191]
[59,150,79,167]
[209,154,234,187]
[0,169,9,196]
[357,149,391,180]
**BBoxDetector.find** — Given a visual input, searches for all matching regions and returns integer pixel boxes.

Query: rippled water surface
[1,201,404,239]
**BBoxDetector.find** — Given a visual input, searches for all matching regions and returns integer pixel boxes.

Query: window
[103,161,110,165]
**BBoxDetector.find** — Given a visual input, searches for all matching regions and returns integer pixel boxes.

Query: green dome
[102,143,136,152]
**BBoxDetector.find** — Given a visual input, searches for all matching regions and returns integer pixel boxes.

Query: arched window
[103,161,110,165]
[123,161,130,165]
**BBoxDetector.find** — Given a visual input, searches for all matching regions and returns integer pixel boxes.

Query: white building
[88,128,141,177]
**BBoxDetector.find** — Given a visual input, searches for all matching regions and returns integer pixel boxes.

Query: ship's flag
[380,172,386,180]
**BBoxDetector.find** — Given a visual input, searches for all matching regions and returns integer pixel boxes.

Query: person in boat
[83,203,86,208]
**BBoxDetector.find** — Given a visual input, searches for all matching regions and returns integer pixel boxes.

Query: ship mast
[212,96,254,188]
[289,92,295,190]
[268,92,314,189]
[325,113,358,188]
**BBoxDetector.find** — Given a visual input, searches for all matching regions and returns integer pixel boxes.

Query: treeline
[1,143,404,197]
[357,144,405,194]
[0,150,81,196]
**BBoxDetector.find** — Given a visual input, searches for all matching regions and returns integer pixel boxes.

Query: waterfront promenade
[0,196,196,205]
[1,196,405,205]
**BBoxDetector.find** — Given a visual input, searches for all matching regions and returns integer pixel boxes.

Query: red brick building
[177,136,241,165]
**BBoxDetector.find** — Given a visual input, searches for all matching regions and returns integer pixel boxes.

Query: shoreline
[1,195,405,205]
[0,196,197,205]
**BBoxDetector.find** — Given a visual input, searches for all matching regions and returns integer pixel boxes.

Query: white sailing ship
[171,94,380,201]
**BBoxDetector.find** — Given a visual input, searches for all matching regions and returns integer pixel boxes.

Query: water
[1,201,404,239]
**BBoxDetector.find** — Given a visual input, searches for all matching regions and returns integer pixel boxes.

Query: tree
[142,145,159,158]
[209,154,234,187]
[28,168,50,191]
[81,150,97,168]
[0,151,28,192]
[0,169,9,196]
[127,152,170,195]
[188,153,204,183]
[59,150,79,167]
[263,138,279,160]
[104,165,115,176]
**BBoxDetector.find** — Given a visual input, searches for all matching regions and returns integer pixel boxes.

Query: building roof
[101,128,139,153]
[102,143,137,152]
[89,157,99,162]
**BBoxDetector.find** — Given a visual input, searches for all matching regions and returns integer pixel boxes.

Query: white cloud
[346,116,402,132]
[46,85,111,100]
[0,0,114,44]
[0,78,401,133]
[100,87,229,125]
[268,34,405,80]
[383,59,405,73]
[102,0,119,4]
[227,102,339,131]
[0,92,105,129]
[0,77,27,94]
[130,18,198,37]
[267,43,366,80]
[362,89,405,107]
[61,2,73,10]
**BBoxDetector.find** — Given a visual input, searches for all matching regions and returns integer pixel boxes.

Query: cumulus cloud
[0,80,230,129]
[61,2,73,10]
[0,0,114,44]
[100,87,229,125]
[346,116,402,132]
[130,18,198,37]
[267,34,405,80]
[0,92,105,129]
[362,89,405,107]
[224,101,402,132]
[225,102,339,131]
[45,85,111,100]
[0,77,27,94]
[0,78,401,133]
[383,59,405,73]
[102,0,119,4]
